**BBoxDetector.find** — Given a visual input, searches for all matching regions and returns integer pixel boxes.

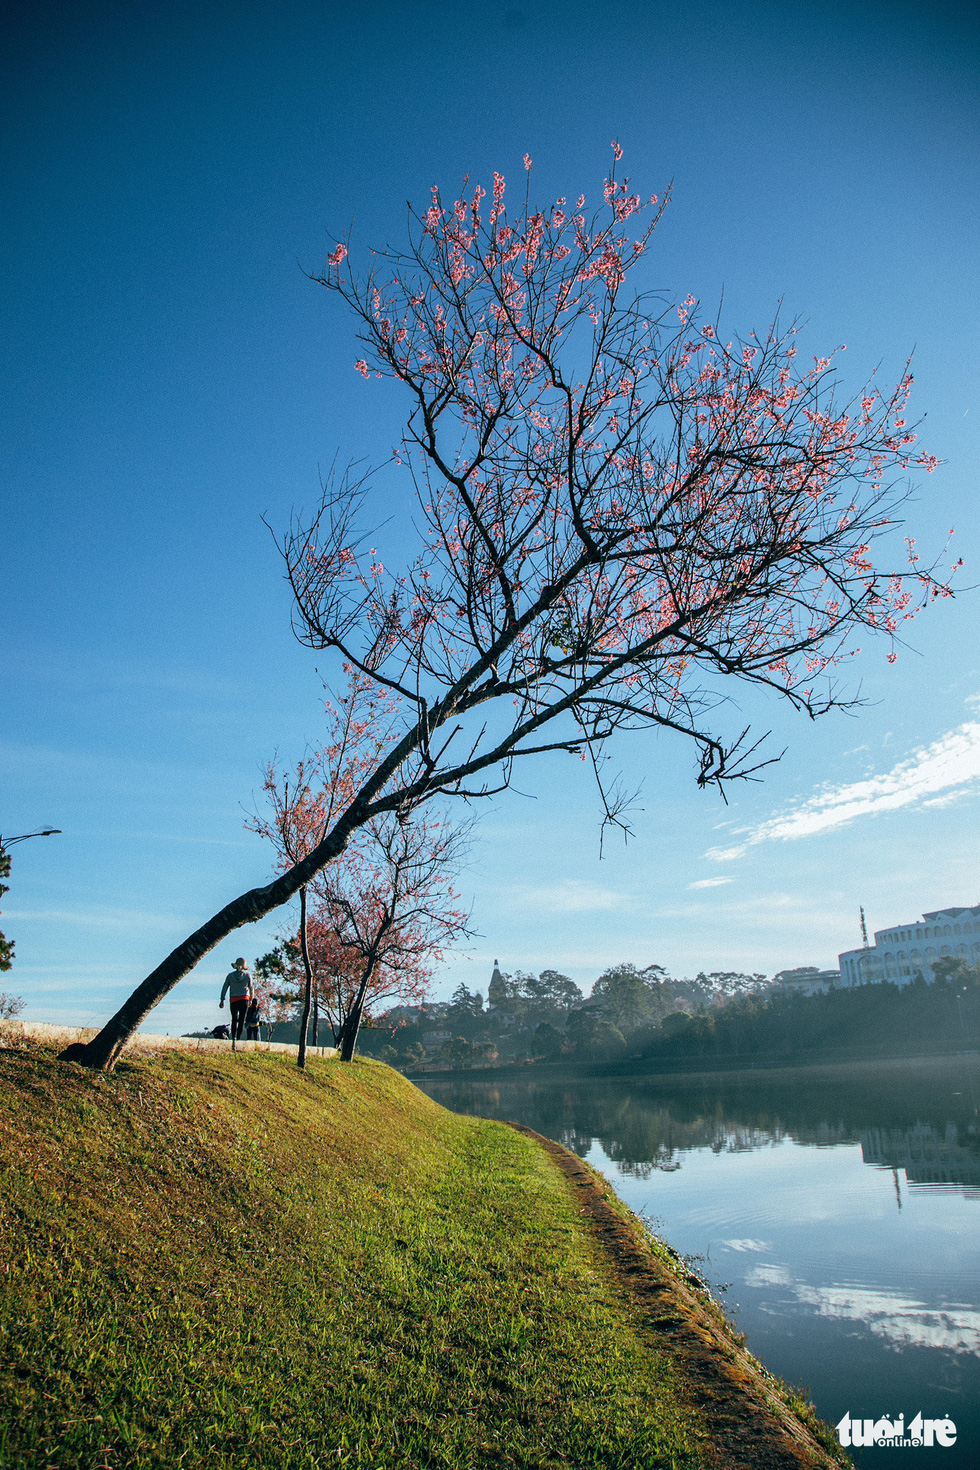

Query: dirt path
[505,1122,850,1470]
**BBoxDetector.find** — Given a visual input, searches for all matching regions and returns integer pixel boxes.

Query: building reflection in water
[419,1061,980,1193]
[861,1123,980,1194]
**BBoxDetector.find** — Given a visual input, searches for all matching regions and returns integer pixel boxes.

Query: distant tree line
[637,958,980,1064]
[354,957,980,1072]
[356,963,769,1070]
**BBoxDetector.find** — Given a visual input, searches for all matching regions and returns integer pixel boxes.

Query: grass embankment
[0,1043,718,1469]
[1,1044,848,1469]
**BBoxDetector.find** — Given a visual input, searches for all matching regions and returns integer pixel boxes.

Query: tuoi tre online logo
[836,1412,957,1449]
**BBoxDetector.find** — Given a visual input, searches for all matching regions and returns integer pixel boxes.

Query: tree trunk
[338,953,378,1062]
[339,1003,363,1062]
[296,885,313,1071]
[57,809,363,1071]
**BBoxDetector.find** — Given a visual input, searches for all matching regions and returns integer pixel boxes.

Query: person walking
[220,957,253,1041]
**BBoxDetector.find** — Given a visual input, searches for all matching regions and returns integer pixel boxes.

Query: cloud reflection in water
[744,1267,980,1354]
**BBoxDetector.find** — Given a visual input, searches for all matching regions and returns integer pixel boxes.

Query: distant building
[487,960,519,1027]
[773,967,840,996]
[487,960,508,1009]
[838,905,980,987]
[385,1002,450,1025]
[386,1005,430,1024]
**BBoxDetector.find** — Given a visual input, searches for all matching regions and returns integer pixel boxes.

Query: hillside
[0,1042,845,1468]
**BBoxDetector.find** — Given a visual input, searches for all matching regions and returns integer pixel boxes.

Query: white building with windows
[773,967,841,996]
[838,905,980,987]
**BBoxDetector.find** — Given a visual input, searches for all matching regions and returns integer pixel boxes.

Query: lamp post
[2,831,61,1000]
[0,829,62,850]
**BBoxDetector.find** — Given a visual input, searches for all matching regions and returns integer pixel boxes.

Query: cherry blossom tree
[253,804,469,1063]
[246,676,399,1068]
[248,769,319,1066]
[303,809,470,1060]
[63,146,953,1071]
[249,678,470,1064]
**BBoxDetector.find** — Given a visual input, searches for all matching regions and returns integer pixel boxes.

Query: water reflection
[781,1282,980,1356]
[418,1060,980,1466]
[861,1125,980,1194]
[420,1063,980,1193]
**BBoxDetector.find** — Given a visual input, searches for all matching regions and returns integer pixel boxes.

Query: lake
[417,1057,980,1467]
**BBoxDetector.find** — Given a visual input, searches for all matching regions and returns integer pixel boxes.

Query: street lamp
[0,829,62,849]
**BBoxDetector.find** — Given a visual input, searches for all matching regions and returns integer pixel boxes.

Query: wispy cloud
[502,879,628,914]
[746,1263,793,1287]
[707,705,980,861]
[688,877,734,890]
[6,905,194,932]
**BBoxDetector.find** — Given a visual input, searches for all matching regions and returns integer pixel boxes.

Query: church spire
[488,959,507,1009]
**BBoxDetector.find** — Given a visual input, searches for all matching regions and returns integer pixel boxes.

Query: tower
[488,959,508,1010]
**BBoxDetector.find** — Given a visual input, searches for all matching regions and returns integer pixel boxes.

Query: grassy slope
[0,1044,710,1470]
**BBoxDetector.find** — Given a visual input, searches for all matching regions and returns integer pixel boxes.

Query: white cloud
[741,1260,980,1354]
[707,708,980,861]
[688,877,734,890]
[720,1238,770,1253]
[919,790,971,811]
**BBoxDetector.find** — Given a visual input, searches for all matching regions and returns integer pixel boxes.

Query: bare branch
[69,152,954,1069]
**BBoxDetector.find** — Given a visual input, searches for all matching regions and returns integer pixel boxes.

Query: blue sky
[3,0,979,1032]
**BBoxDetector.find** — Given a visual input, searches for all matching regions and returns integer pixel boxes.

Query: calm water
[418,1061,980,1468]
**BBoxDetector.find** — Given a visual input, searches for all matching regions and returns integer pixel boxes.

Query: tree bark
[338,1004,362,1062]
[59,814,360,1070]
[296,885,313,1070]
[338,952,378,1062]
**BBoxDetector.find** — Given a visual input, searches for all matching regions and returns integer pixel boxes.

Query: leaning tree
[251,684,471,1065]
[62,145,951,1070]
[246,673,399,1067]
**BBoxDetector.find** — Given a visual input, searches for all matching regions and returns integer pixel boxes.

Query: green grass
[0,1044,709,1469]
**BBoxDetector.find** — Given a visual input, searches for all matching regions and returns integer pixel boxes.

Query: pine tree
[0,850,14,973]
